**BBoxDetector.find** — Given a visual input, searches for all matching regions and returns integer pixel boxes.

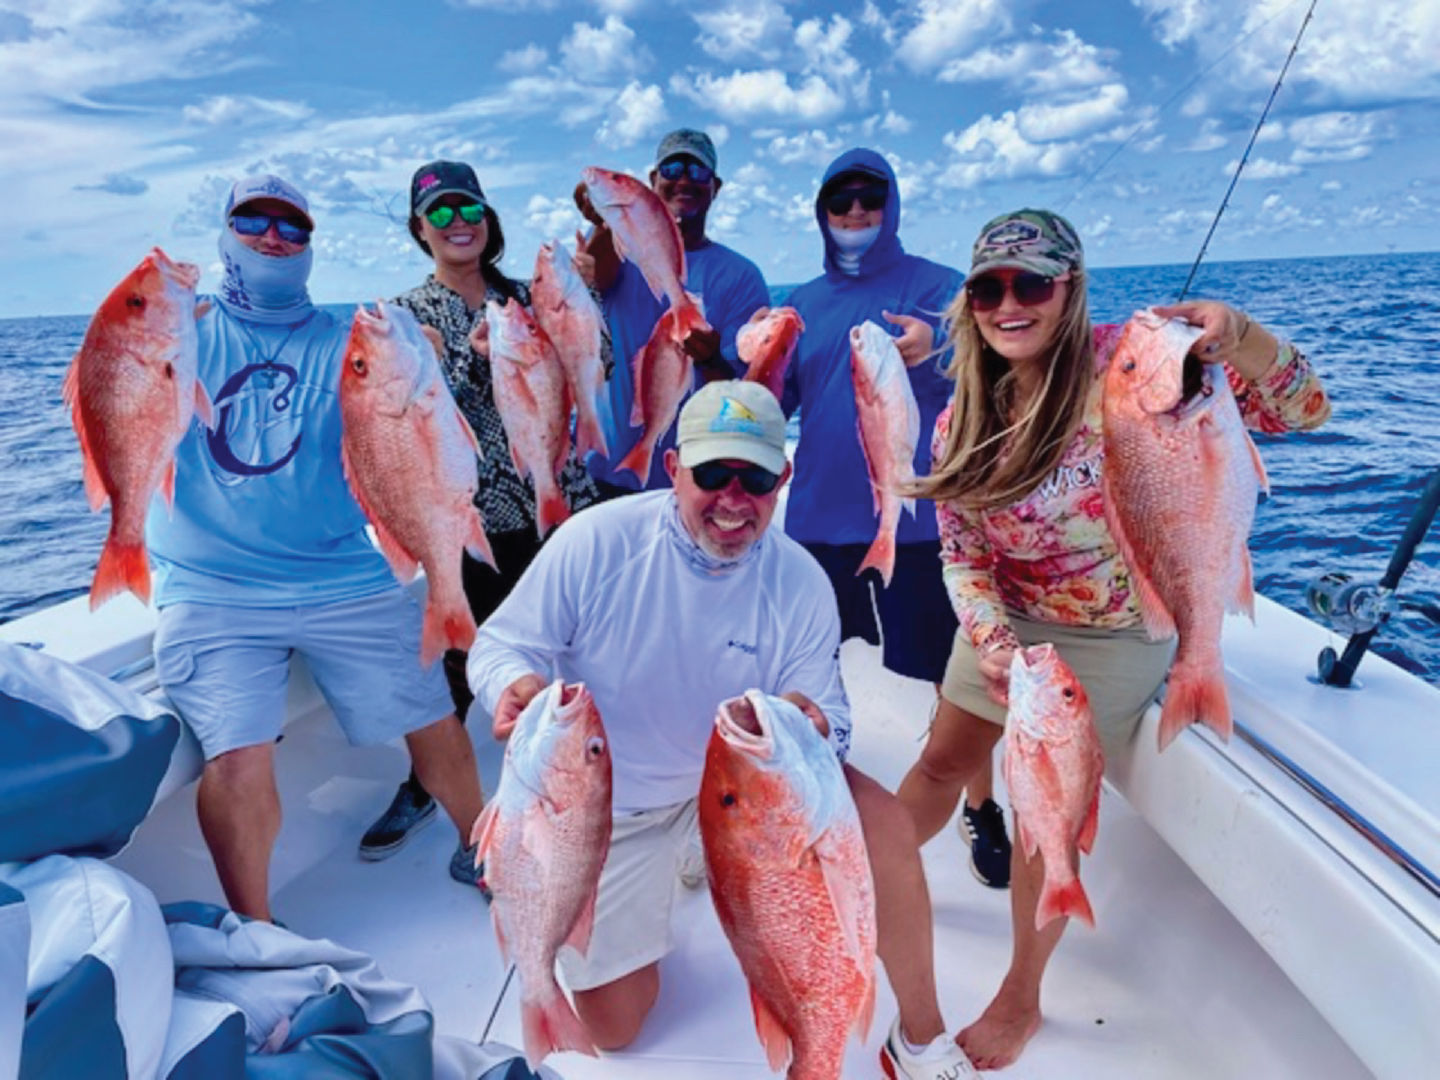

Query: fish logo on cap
[712,397,763,436]
[984,219,1042,250]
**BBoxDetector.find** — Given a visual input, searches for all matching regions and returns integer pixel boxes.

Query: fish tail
[1158,662,1233,751]
[856,530,895,588]
[1037,874,1095,930]
[90,534,151,610]
[616,439,654,484]
[420,597,476,668]
[520,988,597,1067]
[466,514,497,571]
[536,487,572,538]
[670,297,711,347]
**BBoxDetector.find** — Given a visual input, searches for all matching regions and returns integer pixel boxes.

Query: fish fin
[160,459,176,509]
[855,418,882,517]
[670,296,711,348]
[490,908,509,966]
[90,535,150,610]
[1230,547,1256,621]
[1159,662,1232,750]
[1077,779,1101,855]
[1016,817,1038,860]
[629,342,647,428]
[616,438,653,483]
[855,966,876,1042]
[815,829,872,970]
[575,402,609,460]
[466,512,497,570]
[509,442,528,480]
[1102,473,1175,639]
[1030,743,1068,809]
[469,801,498,859]
[536,488,571,539]
[194,380,216,431]
[856,530,895,588]
[521,988,597,1068]
[458,410,483,459]
[370,516,420,584]
[1037,876,1095,931]
[1245,429,1270,496]
[564,883,599,958]
[421,595,475,668]
[748,987,791,1073]
[64,375,110,511]
[520,800,556,870]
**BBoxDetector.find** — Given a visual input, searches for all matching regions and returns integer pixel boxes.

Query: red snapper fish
[471,681,612,1068]
[616,295,703,482]
[579,166,709,346]
[1101,309,1269,750]
[700,690,876,1080]
[339,302,494,665]
[739,306,805,401]
[850,320,919,587]
[531,240,609,459]
[63,247,214,609]
[1004,643,1104,930]
[486,298,574,538]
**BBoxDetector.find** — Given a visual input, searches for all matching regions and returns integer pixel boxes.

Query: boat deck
[110,638,1371,1079]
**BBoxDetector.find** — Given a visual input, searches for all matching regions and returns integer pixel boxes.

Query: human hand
[781,690,830,739]
[493,673,547,740]
[682,323,722,364]
[572,230,597,290]
[1153,300,1247,365]
[882,310,934,367]
[467,318,491,360]
[978,646,1016,708]
[573,181,603,226]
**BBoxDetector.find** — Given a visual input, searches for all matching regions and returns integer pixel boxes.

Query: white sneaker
[879,1015,981,1079]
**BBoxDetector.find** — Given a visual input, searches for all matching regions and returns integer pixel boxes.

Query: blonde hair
[914,269,1094,509]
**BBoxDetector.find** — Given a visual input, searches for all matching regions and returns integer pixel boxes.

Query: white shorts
[557,799,698,992]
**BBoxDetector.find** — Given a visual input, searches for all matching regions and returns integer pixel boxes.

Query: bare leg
[847,765,947,1046]
[957,817,1064,1070]
[573,962,661,1050]
[897,698,1004,844]
[196,743,280,922]
[404,712,484,841]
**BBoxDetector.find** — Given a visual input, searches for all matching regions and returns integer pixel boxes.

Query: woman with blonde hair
[896,208,1331,1069]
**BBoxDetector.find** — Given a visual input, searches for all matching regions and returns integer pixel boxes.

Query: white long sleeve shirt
[468,490,851,812]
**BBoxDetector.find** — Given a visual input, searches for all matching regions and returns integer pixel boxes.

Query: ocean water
[2,254,1437,686]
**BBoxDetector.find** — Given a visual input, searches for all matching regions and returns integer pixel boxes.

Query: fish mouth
[1017,643,1055,670]
[354,301,393,335]
[148,247,201,292]
[716,691,775,760]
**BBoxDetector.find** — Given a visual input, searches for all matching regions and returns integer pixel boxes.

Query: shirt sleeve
[1228,341,1332,435]
[773,569,852,761]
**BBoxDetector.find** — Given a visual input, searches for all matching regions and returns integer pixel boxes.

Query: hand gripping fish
[850,321,920,587]
[1004,644,1105,930]
[471,681,612,1068]
[339,302,494,665]
[1101,309,1269,750]
[739,306,805,401]
[63,247,214,609]
[700,690,876,1080]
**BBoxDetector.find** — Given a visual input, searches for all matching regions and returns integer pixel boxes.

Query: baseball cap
[677,380,787,475]
[654,129,718,175]
[970,208,1083,278]
[410,160,487,217]
[224,174,314,230]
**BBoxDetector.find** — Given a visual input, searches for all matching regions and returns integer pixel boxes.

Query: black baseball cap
[410,160,486,217]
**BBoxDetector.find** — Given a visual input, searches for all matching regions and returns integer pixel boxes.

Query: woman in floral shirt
[360,160,601,876]
[893,209,1330,1071]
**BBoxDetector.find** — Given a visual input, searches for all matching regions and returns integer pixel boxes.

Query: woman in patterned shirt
[359,160,601,876]
[893,208,1331,1071]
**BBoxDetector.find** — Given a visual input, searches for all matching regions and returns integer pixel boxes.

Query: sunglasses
[230,213,311,245]
[965,271,1068,312]
[823,184,887,216]
[657,159,715,184]
[424,202,486,229]
[690,461,781,496]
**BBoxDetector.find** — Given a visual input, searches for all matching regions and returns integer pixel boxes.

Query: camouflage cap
[970,208,1083,278]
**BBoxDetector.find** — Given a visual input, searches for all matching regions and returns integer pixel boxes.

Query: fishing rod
[1308,467,1440,687]
[1176,0,1319,302]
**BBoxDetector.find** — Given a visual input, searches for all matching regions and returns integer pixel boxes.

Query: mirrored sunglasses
[230,213,311,245]
[823,184,887,216]
[965,271,1068,312]
[657,158,715,184]
[424,202,486,229]
[690,461,781,496]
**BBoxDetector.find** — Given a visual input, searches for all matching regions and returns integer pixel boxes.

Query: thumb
[574,228,589,254]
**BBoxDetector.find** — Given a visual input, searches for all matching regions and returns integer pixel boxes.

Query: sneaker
[450,840,493,902]
[960,798,1012,890]
[879,1015,980,1079]
[358,780,437,860]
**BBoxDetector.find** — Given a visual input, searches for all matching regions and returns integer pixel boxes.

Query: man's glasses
[965,271,1069,312]
[657,159,715,184]
[823,184,887,217]
[424,202,486,229]
[690,461,781,496]
[230,213,311,245]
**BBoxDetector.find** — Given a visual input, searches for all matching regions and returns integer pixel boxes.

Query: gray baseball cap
[654,129,718,175]
[677,380,787,475]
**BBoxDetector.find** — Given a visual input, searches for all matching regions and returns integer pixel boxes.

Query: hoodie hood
[816,148,904,279]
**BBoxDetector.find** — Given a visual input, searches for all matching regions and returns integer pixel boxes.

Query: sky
[1,0,1436,317]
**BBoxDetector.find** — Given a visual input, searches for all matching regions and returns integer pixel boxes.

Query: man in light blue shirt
[148,175,487,922]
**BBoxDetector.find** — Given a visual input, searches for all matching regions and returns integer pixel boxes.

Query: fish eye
[1122,361,1135,372]
[721,792,737,807]
[163,362,174,379]
[126,295,145,310]
[1063,688,1075,699]
[585,736,605,758]
[351,357,367,375]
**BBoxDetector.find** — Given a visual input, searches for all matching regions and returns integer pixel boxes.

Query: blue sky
[1,0,1436,317]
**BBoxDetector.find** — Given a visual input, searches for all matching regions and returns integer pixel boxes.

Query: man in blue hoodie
[783,149,1012,889]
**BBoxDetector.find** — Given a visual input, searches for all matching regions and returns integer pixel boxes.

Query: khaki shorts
[940,613,1176,757]
[557,799,698,992]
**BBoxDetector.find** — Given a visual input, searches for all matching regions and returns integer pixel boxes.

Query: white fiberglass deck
[103,634,1377,1079]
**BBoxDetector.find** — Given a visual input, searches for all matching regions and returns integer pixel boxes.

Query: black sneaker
[358,780,437,860]
[960,798,1012,889]
[450,841,493,902]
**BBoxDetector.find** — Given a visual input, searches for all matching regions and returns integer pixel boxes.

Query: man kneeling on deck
[468,380,979,1079]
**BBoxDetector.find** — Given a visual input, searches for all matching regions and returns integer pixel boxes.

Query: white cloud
[597,81,667,147]
[1228,156,1302,180]
[561,15,650,81]
[881,110,912,134]
[694,1,792,62]
[183,95,314,127]
[672,69,845,122]
[859,0,897,47]
[939,111,1086,187]
[764,129,843,165]
[895,0,1009,73]
[525,193,582,237]
[1287,110,1389,163]
[499,44,548,74]
[74,172,149,196]
[1183,118,1228,152]
[1321,179,1343,191]
[938,29,1117,93]
[1016,84,1129,142]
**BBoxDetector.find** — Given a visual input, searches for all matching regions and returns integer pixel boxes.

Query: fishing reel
[1305,572,1394,636]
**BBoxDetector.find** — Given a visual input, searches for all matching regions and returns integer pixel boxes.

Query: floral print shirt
[392,275,601,535]
[935,323,1331,656]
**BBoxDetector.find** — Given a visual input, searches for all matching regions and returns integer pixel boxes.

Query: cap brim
[969,254,1071,279]
[414,186,486,217]
[678,435,786,476]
